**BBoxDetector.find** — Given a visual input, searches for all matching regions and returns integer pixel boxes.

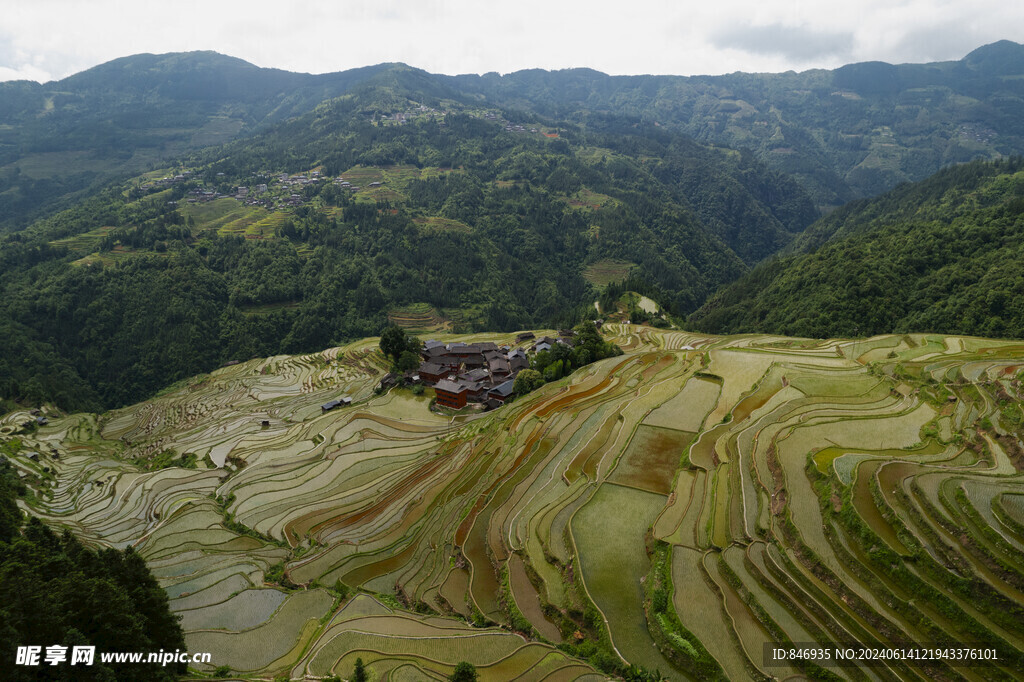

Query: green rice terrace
[3,327,1024,680]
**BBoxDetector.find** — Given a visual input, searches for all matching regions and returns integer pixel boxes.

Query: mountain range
[2,43,1024,412]
[3,41,1024,230]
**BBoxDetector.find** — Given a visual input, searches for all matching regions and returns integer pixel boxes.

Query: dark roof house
[488,379,516,402]
[434,379,469,409]
[507,351,530,373]
[420,361,459,384]
[460,368,491,383]
[321,397,352,412]
[488,356,511,378]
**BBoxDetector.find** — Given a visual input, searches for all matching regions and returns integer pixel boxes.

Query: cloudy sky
[1,0,1021,83]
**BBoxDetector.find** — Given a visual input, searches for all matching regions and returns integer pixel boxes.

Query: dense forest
[447,40,1024,207]
[0,454,185,680]
[2,44,1024,413]
[2,42,1023,233]
[0,77,814,413]
[689,157,1024,338]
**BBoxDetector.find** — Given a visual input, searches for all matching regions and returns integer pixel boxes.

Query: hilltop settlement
[366,325,620,412]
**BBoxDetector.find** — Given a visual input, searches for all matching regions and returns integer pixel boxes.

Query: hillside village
[142,167,370,212]
[318,330,585,415]
[137,107,556,219]
[398,331,579,410]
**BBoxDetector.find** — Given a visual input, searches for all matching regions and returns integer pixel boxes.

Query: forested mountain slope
[5,43,1024,410]
[0,52,398,231]
[0,77,813,412]
[448,41,1024,207]
[689,157,1024,339]
[4,42,1024,231]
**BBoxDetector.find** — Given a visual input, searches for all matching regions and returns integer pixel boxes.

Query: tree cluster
[0,459,185,681]
[516,323,623,397]
[379,326,422,372]
[691,158,1024,339]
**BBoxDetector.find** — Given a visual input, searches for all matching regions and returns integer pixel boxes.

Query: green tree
[0,462,23,543]
[543,359,563,382]
[450,661,478,682]
[397,350,420,372]
[353,656,368,682]
[513,369,545,396]
[379,326,409,362]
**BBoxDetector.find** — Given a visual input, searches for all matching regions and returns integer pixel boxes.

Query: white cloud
[0,0,1022,82]
[711,24,855,64]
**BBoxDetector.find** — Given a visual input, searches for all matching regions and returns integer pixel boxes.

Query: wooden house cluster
[530,331,576,353]
[185,188,224,203]
[418,340,530,410]
[140,170,192,191]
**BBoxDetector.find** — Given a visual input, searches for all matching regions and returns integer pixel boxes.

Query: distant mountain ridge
[0,53,401,230]
[2,42,1024,230]
[2,44,1024,409]
[445,40,1024,206]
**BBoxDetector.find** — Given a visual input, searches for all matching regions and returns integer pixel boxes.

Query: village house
[417,339,531,408]
[421,342,450,362]
[487,355,511,380]
[459,380,488,402]
[321,396,352,412]
[460,368,490,383]
[487,379,516,403]
[461,353,486,369]
[507,349,529,373]
[446,342,472,357]
[418,362,455,384]
[434,379,468,409]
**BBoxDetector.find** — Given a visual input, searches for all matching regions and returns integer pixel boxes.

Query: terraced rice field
[411,216,474,233]
[4,329,1024,679]
[582,258,635,286]
[562,187,617,211]
[387,303,452,333]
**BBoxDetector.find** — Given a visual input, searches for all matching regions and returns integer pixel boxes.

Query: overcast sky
[2,0,1022,83]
